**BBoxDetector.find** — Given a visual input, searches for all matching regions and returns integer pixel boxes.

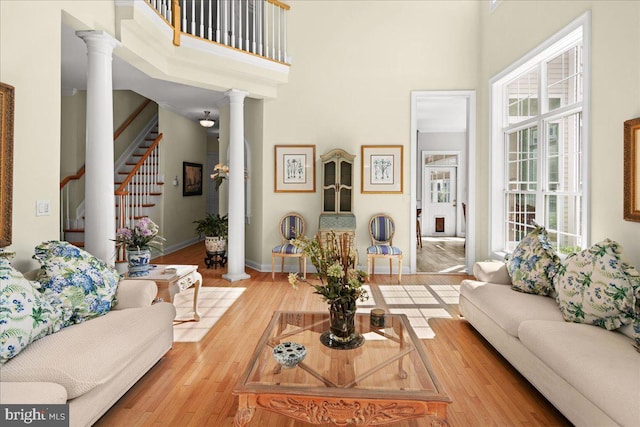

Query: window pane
[507,67,539,124]
[546,113,582,193]
[547,44,583,111]
[429,170,451,203]
[545,194,582,254]
[507,126,538,191]
[505,193,536,251]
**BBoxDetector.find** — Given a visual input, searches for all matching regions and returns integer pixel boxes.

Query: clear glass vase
[328,305,356,343]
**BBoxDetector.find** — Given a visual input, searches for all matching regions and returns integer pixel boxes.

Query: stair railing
[60,99,153,236]
[146,0,290,64]
[115,133,163,260]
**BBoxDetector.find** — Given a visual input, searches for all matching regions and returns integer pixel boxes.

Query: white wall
[261,1,480,271]
[477,1,640,267]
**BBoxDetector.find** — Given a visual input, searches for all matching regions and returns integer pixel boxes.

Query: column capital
[76,30,121,52]
[225,89,249,103]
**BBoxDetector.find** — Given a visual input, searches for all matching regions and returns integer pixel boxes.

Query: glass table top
[236,311,450,403]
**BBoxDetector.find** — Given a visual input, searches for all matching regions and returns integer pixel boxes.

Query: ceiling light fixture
[199,111,215,128]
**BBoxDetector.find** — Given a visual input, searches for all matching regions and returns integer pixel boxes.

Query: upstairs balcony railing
[147,0,290,64]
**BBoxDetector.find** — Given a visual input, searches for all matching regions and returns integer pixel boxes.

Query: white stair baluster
[283,6,287,62]
[191,0,196,35]
[223,0,228,45]
[216,0,221,42]
[182,0,187,35]
[208,0,213,40]
[199,0,204,38]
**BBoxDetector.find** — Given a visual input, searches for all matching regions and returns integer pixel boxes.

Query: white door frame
[410,90,476,274]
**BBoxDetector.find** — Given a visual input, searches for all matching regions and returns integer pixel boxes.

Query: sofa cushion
[460,280,564,337]
[0,302,176,399]
[0,259,65,364]
[473,261,512,285]
[554,239,640,331]
[506,224,559,296]
[33,241,119,326]
[518,320,640,427]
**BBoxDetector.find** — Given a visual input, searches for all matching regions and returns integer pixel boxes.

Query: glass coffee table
[233,311,451,426]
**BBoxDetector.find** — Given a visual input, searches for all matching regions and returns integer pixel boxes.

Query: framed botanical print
[274,145,316,192]
[624,117,640,221]
[361,145,403,194]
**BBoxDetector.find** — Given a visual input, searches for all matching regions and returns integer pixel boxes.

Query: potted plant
[194,213,228,253]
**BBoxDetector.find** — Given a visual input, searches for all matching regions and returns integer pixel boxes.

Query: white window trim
[489,11,591,259]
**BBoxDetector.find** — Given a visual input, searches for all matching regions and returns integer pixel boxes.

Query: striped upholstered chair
[366,214,402,283]
[272,212,306,280]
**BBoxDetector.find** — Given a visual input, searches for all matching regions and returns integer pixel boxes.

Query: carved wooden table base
[233,393,448,426]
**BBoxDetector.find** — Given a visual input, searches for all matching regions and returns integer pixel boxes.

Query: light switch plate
[36,200,50,216]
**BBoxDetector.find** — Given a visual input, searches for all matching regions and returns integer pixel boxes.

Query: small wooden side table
[124,264,202,321]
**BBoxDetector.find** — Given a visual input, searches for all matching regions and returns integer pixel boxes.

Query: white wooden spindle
[237,1,242,50]
[191,0,196,35]
[223,0,228,45]
[252,0,256,53]
[271,2,275,59]
[167,0,172,23]
[245,0,249,51]
[161,0,166,19]
[277,5,281,61]
[216,0,221,42]
[208,0,213,40]
[258,0,262,56]
[283,5,287,62]
[200,0,204,37]
[231,0,235,48]
[182,0,187,35]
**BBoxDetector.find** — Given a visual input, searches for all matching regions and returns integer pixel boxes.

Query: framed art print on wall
[274,145,316,192]
[183,162,203,196]
[624,117,640,222]
[361,145,403,194]
[0,82,14,247]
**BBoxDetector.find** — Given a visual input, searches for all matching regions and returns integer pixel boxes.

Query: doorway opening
[410,91,476,274]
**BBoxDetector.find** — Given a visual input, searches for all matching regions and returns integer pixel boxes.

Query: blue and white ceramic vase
[126,248,151,277]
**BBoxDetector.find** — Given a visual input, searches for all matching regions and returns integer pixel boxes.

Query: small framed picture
[274,145,316,192]
[361,145,403,193]
[183,162,203,196]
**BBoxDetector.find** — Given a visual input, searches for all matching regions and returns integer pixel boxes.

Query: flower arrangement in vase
[289,231,368,346]
[113,217,164,277]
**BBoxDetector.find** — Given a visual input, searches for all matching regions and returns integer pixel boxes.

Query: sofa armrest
[113,279,158,310]
[0,382,67,404]
[473,261,512,285]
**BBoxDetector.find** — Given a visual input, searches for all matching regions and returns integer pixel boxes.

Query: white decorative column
[223,89,250,282]
[76,31,120,265]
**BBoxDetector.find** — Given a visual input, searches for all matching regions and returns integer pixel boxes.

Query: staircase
[61,104,164,249]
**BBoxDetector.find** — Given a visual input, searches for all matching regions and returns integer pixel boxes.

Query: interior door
[423,166,457,236]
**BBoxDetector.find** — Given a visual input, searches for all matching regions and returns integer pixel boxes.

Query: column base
[222,272,251,282]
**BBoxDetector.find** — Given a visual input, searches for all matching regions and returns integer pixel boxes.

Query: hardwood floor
[417,237,467,274]
[95,243,571,426]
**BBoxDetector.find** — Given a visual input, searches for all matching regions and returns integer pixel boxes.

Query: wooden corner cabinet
[319,149,356,240]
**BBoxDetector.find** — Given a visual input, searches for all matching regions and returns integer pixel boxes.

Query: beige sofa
[0,279,176,427]
[460,261,639,427]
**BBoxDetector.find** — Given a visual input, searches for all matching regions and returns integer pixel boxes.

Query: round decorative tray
[272,342,306,368]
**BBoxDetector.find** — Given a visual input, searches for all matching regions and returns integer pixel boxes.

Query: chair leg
[272,255,275,280]
[281,258,285,275]
[367,255,371,282]
[389,258,392,279]
[398,256,402,284]
[302,257,306,279]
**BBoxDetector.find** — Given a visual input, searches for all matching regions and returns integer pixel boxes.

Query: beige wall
[158,108,208,251]
[477,1,640,267]
[261,0,481,270]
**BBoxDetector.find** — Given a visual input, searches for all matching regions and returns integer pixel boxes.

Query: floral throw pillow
[506,224,560,296]
[0,258,64,364]
[554,239,640,332]
[33,241,119,327]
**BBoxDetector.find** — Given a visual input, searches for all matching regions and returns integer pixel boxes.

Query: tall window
[490,15,590,256]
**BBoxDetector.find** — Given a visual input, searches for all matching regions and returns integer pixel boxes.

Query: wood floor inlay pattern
[95,243,571,426]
